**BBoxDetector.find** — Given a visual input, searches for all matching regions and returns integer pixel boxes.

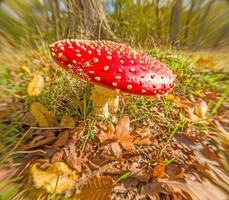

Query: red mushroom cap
[49,39,175,95]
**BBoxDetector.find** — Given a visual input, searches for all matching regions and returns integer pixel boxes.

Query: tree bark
[74,0,117,41]
[213,23,229,47]
[183,0,195,42]
[195,0,215,46]
[170,0,182,45]
[155,0,160,38]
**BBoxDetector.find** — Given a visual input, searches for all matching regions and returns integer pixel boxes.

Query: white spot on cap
[112,82,117,87]
[76,53,81,57]
[106,56,112,60]
[89,71,94,74]
[93,58,99,63]
[58,53,63,58]
[69,46,73,49]
[95,77,101,81]
[130,60,134,64]
[129,67,136,72]
[72,60,77,64]
[88,50,92,54]
[60,46,64,50]
[120,60,124,64]
[142,89,146,93]
[104,66,109,71]
[115,76,121,80]
[127,85,132,90]
[118,68,123,72]
[84,62,90,67]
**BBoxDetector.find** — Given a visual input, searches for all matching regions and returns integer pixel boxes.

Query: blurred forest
[0,0,229,50]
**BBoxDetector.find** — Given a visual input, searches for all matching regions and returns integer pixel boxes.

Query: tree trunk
[213,23,229,47]
[49,0,61,39]
[74,0,117,41]
[195,0,215,46]
[155,0,160,38]
[183,0,195,42]
[170,0,182,45]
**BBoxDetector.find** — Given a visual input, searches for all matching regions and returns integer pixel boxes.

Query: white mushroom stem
[91,85,119,118]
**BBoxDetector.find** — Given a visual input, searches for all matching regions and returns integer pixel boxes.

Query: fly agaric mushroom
[49,39,175,118]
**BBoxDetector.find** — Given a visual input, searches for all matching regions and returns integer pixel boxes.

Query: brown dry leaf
[0,168,17,181]
[52,130,69,148]
[175,168,186,179]
[51,150,64,163]
[30,102,57,127]
[110,142,122,158]
[115,116,135,151]
[98,124,116,143]
[60,115,76,127]
[213,120,229,146]
[194,101,208,118]
[98,116,151,151]
[31,162,78,194]
[27,74,45,96]
[142,178,228,200]
[22,135,56,150]
[152,162,166,179]
[63,143,87,172]
[19,111,35,126]
[76,176,114,200]
[133,136,151,146]
[201,146,219,161]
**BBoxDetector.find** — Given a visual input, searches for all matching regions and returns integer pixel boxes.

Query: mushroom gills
[91,85,120,118]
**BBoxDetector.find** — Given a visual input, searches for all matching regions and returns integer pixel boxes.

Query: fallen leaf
[21,65,31,75]
[51,150,64,163]
[142,178,228,200]
[60,115,75,127]
[0,168,17,181]
[19,111,35,126]
[76,176,114,200]
[52,130,69,148]
[201,146,219,161]
[22,136,56,150]
[110,142,122,158]
[109,116,135,151]
[31,162,78,194]
[27,74,45,96]
[134,126,150,138]
[195,101,208,118]
[98,116,151,151]
[199,101,208,118]
[133,136,151,146]
[63,143,87,172]
[30,102,57,127]
[152,162,165,179]
[98,124,116,143]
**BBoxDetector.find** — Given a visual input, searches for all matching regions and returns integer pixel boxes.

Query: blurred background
[0,0,229,50]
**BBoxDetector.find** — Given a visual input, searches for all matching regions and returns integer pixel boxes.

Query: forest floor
[0,46,228,200]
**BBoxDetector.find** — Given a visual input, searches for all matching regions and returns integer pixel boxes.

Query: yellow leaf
[165,94,175,101]
[21,65,31,75]
[30,102,56,127]
[27,74,45,96]
[60,115,76,127]
[31,162,78,194]
[76,176,114,200]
